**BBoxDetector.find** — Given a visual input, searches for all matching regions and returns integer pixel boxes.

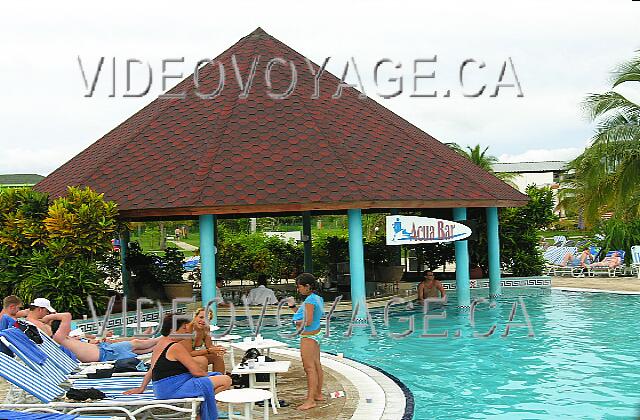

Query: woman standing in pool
[288,273,325,410]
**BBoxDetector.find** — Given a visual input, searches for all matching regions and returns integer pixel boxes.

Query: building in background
[0,174,44,189]
[493,161,569,216]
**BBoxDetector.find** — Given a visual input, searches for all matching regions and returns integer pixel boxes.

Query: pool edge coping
[552,286,640,295]
[271,348,412,420]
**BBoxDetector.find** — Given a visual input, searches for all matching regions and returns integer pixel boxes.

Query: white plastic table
[231,361,291,414]
[216,388,272,420]
[230,339,289,369]
[231,339,288,356]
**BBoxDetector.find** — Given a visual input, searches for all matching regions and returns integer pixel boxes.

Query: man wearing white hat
[25,297,57,336]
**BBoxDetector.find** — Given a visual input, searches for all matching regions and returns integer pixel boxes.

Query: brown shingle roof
[35,28,528,219]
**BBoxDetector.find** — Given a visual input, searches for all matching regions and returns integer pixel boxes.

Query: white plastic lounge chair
[40,332,147,378]
[631,245,640,279]
[543,246,578,276]
[0,334,69,385]
[587,250,626,277]
[0,351,202,419]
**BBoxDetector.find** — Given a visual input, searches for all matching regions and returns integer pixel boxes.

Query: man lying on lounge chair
[560,249,592,268]
[588,251,622,269]
[46,312,159,363]
[22,298,158,363]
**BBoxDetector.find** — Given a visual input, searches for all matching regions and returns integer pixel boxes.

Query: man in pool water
[417,270,446,303]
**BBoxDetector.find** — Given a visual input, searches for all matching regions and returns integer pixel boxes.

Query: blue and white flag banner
[385,216,472,245]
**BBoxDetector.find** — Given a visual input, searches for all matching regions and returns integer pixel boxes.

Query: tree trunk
[159,222,166,250]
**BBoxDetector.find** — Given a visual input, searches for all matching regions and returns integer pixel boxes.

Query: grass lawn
[539,230,589,239]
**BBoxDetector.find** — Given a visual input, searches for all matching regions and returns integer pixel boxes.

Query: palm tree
[573,52,640,225]
[447,143,517,184]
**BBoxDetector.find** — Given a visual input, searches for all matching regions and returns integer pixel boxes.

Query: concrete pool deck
[0,346,409,419]
[551,275,640,294]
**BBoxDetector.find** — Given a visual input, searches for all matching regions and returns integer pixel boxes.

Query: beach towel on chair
[0,314,15,331]
[0,410,77,419]
[0,327,47,364]
[153,372,220,420]
[0,315,16,357]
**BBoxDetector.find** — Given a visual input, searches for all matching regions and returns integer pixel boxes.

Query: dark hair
[160,313,190,336]
[423,270,435,278]
[257,274,268,286]
[295,272,318,291]
[51,319,61,336]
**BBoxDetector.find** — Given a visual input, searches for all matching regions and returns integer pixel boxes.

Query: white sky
[1,0,638,176]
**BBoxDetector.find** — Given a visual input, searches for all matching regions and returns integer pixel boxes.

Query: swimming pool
[252,289,640,419]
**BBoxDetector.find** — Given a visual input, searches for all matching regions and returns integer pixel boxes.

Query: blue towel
[0,314,15,330]
[153,372,220,420]
[0,327,47,365]
[0,315,15,357]
[0,410,77,419]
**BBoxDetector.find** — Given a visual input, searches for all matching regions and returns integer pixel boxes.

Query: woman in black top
[124,314,231,420]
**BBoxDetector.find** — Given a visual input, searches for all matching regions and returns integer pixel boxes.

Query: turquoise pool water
[250,289,640,419]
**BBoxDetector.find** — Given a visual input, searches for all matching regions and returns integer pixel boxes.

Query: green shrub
[153,247,186,284]
[17,250,109,316]
[595,218,640,260]
[500,186,558,276]
[0,187,118,317]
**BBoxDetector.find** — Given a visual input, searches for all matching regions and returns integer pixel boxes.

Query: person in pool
[417,270,446,303]
[184,307,226,373]
[287,273,325,410]
[124,313,232,420]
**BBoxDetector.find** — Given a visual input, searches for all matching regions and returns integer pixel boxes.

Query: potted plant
[154,247,191,299]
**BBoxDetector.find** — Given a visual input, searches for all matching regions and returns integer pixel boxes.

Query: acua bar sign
[385,215,472,245]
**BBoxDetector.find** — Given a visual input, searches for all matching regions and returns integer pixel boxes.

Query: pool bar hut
[35,28,528,317]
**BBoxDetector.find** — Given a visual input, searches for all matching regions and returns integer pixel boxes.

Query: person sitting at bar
[245,274,278,305]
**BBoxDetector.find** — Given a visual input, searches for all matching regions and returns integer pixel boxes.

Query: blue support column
[390,209,402,266]
[119,230,130,297]
[302,211,313,273]
[199,215,217,311]
[347,209,366,320]
[452,208,470,309]
[486,207,502,298]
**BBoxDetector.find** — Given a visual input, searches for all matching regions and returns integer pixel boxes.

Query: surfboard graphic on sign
[385,215,472,245]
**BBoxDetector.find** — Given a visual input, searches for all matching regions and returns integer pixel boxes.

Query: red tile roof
[36,28,528,219]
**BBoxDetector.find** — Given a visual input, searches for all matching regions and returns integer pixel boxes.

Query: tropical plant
[594,217,640,260]
[500,185,558,276]
[0,188,49,252]
[413,242,455,272]
[570,52,640,226]
[44,186,120,260]
[0,187,119,317]
[448,143,517,184]
[16,250,109,317]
